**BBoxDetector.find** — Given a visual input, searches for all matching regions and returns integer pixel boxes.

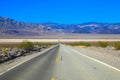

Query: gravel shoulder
[0,46,55,73]
[73,46,120,69]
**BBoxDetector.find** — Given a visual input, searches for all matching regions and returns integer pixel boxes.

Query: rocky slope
[0,16,120,36]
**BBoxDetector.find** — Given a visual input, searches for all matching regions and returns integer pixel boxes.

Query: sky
[0,0,120,24]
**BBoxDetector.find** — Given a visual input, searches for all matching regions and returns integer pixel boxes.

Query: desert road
[0,44,120,80]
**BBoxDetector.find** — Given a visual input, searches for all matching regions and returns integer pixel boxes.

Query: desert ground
[0,34,120,43]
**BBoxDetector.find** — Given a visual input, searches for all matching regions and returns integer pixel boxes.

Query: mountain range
[0,16,120,36]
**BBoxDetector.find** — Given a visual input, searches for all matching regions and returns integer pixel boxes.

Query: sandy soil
[1,34,120,43]
[74,47,120,69]
[0,39,120,43]
[1,34,120,39]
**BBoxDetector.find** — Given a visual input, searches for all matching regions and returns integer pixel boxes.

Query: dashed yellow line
[58,50,60,54]
[56,57,59,62]
[51,77,55,80]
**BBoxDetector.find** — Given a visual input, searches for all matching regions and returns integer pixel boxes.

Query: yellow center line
[51,77,55,80]
[56,57,59,62]
[58,50,60,54]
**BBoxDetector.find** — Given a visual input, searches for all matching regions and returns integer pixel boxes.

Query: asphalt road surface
[0,44,120,80]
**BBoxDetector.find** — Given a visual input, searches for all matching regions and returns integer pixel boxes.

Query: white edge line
[0,45,57,76]
[70,46,120,72]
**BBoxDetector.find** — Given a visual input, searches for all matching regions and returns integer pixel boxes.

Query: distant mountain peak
[0,16,120,36]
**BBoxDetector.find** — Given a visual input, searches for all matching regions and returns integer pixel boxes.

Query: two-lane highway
[0,44,120,80]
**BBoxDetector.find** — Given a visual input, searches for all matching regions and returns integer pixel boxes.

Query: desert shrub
[78,42,91,46]
[18,40,34,51]
[34,42,56,47]
[113,42,120,50]
[66,42,91,47]
[0,44,18,48]
[97,41,108,48]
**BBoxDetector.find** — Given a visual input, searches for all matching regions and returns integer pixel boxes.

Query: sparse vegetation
[65,42,92,47]
[34,42,56,47]
[18,40,34,51]
[65,41,120,50]
[0,44,18,48]
[97,41,108,48]
[112,42,120,50]
[0,40,55,63]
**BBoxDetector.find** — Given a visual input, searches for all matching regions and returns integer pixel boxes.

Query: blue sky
[0,0,120,24]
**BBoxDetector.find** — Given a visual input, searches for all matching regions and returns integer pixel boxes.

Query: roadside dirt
[74,46,120,69]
